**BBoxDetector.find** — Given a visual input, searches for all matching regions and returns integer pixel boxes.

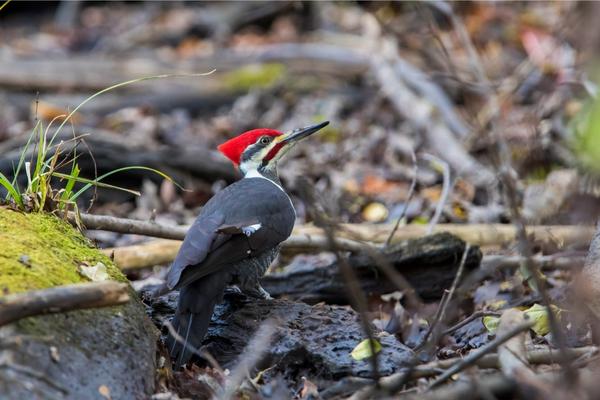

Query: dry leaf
[78,262,109,282]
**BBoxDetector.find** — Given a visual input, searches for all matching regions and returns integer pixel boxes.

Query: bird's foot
[254,285,273,300]
[240,284,273,300]
[226,285,244,295]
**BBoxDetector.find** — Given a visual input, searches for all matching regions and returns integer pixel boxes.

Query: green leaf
[351,339,382,361]
[482,315,500,334]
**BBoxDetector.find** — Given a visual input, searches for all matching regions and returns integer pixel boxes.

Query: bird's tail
[166,272,228,368]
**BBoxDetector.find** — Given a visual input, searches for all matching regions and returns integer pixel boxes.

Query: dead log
[147,290,412,382]
[262,233,481,303]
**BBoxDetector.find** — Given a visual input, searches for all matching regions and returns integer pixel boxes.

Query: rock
[0,208,157,399]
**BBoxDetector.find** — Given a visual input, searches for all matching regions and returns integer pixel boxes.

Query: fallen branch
[0,281,130,327]
[81,212,594,247]
[428,321,533,389]
[348,345,597,398]
[482,254,586,272]
[97,221,593,271]
[410,346,597,380]
[67,212,188,240]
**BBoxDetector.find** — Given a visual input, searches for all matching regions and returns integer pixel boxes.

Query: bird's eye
[259,136,271,145]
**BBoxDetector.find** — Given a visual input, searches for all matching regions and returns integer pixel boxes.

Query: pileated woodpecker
[165,121,329,367]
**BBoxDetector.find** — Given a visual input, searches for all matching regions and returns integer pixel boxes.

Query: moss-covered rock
[0,207,157,399]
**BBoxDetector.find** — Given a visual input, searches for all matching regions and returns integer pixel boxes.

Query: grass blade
[51,172,141,197]
[68,166,182,202]
[0,172,23,207]
[49,71,215,149]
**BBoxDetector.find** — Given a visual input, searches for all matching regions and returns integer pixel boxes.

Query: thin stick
[67,211,593,248]
[64,211,188,240]
[386,149,417,248]
[428,322,533,389]
[443,311,501,336]
[0,281,129,327]
[421,154,451,235]
[441,3,576,383]
[416,244,470,351]
[299,180,381,383]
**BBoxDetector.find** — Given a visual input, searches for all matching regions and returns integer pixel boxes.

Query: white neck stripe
[244,169,284,192]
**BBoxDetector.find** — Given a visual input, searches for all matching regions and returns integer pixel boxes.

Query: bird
[165,121,329,367]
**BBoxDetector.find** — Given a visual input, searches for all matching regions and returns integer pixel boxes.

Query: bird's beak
[280,121,329,144]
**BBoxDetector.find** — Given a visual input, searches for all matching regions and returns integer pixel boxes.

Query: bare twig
[66,209,594,247]
[420,153,451,235]
[415,346,597,380]
[339,226,424,311]
[443,310,501,336]
[386,149,418,248]
[63,211,188,240]
[428,321,533,389]
[99,220,594,271]
[482,254,586,273]
[299,180,381,383]
[0,281,129,327]
[349,345,597,397]
[497,310,534,377]
[417,244,471,351]
[439,3,576,383]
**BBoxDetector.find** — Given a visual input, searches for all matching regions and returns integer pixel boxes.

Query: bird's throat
[244,167,283,190]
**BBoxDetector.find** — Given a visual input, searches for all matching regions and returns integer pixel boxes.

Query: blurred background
[2,1,599,238]
[4,1,600,397]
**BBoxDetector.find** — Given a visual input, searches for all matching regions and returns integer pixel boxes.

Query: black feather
[166,271,230,368]
[164,177,296,367]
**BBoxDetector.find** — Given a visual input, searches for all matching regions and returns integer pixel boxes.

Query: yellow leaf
[453,203,468,220]
[482,315,500,334]
[411,215,429,225]
[351,339,382,361]
[499,280,514,291]
[523,303,561,336]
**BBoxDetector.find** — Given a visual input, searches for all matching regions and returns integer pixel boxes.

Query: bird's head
[218,121,329,176]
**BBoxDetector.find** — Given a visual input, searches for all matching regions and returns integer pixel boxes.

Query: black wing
[165,178,295,290]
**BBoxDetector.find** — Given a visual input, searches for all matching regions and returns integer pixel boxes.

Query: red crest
[217,129,282,165]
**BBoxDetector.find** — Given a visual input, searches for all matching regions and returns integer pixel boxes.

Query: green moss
[571,95,600,174]
[0,207,126,294]
[224,63,286,91]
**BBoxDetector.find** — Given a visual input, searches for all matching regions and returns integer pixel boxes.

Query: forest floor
[1,2,600,399]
